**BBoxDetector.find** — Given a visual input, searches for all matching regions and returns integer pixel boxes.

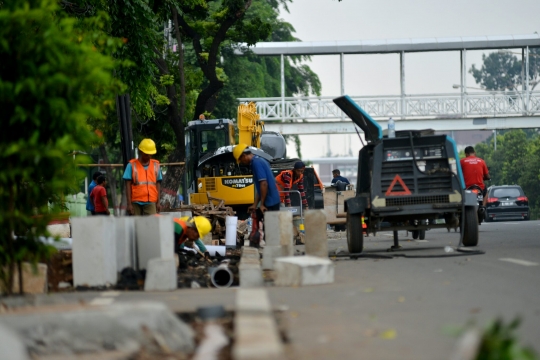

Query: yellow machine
[186,103,285,217]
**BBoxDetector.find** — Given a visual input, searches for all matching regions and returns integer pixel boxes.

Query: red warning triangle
[385,175,411,196]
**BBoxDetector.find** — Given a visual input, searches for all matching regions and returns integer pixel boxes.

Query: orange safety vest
[130,159,160,203]
[275,170,304,202]
[173,218,189,245]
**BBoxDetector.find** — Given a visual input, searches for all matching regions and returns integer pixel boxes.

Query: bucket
[225,216,238,247]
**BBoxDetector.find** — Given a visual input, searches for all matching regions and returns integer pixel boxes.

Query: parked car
[485,185,530,222]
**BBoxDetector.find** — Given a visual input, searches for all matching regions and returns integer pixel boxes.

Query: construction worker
[174,216,212,258]
[233,144,280,214]
[331,169,350,185]
[275,161,309,210]
[123,138,162,215]
[233,143,280,247]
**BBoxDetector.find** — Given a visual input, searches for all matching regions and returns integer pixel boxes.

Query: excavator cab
[185,118,235,195]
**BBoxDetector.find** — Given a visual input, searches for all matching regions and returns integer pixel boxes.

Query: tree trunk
[99,144,119,215]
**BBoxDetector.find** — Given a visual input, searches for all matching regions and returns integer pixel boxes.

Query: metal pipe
[281,53,285,122]
[400,51,405,119]
[210,264,234,288]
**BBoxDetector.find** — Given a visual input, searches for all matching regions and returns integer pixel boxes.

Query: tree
[212,0,321,158]
[470,48,540,91]
[0,0,123,293]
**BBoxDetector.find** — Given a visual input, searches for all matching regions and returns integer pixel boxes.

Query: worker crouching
[174,216,212,260]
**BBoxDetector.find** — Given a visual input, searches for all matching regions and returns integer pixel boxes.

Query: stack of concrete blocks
[273,210,335,286]
[72,217,117,287]
[262,211,294,270]
[239,247,264,287]
[135,216,177,291]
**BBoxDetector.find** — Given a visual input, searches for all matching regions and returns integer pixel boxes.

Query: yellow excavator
[185,103,285,216]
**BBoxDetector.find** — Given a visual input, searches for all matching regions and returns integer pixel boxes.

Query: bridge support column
[400,51,406,119]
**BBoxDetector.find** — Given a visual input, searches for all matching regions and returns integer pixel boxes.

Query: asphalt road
[268,220,540,359]
[7,220,539,360]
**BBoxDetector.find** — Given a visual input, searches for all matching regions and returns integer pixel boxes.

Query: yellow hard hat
[233,143,249,164]
[193,216,212,238]
[138,138,157,155]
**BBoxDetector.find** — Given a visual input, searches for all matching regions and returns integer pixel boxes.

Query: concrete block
[162,211,183,218]
[264,212,293,254]
[135,216,174,270]
[72,217,117,287]
[242,246,260,261]
[233,289,284,360]
[0,302,194,356]
[115,217,136,271]
[10,262,48,294]
[144,258,177,291]
[262,245,286,270]
[304,210,329,258]
[239,247,263,288]
[46,223,70,238]
[274,256,334,287]
[235,289,272,314]
[0,324,29,360]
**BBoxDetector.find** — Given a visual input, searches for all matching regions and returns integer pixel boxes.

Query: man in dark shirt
[331,169,350,186]
[233,144,280,247]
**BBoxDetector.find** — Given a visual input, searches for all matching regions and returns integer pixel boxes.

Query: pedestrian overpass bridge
[235,34,540,135]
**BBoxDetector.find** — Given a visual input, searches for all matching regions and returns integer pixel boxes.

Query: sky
[277,0,540,159]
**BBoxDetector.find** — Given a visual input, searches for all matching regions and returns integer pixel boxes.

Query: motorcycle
[466,184,485,225]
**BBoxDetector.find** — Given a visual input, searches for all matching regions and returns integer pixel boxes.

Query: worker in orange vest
[275,161,309,210]
[174,216,212,258]
[123,138,162,215]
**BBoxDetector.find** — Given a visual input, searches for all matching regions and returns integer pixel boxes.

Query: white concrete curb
[233,289,284,360]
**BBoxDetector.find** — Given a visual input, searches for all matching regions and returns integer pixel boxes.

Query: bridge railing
[238,91,540,121]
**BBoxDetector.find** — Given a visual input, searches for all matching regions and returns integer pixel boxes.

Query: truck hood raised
[333,95,383,143]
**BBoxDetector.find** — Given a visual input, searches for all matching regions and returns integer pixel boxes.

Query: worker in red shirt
[460,146,490,206]
[90,175,110,216]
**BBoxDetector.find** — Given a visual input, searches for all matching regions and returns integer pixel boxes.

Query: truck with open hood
[333,95,479,253]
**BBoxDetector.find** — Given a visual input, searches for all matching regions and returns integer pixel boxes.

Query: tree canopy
[0,0,123,293]
[473,130,540,215]
[470,48,540,91]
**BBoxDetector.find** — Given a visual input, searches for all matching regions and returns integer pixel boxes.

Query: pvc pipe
[210,264,233,288]
[225,216,238,247]
[205,245,226,256]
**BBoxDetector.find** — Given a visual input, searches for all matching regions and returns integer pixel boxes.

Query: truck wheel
[462,206,479,247]
[347,212,364,254]
[412,231,419,239]
[419,230,426,240]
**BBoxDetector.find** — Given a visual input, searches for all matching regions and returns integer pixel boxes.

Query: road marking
[89,297,115,306]
[499,258,539,267]
[100,291,120,297]
[414,240,428,243]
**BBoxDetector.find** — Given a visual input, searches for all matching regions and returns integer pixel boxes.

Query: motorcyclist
[460,146,490,206]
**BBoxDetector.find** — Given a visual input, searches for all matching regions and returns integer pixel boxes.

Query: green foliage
[476,317,537,360]
[0,0,122,293]
[473,129,540,213]
[470,48,540,91]
[212,0,321,120]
